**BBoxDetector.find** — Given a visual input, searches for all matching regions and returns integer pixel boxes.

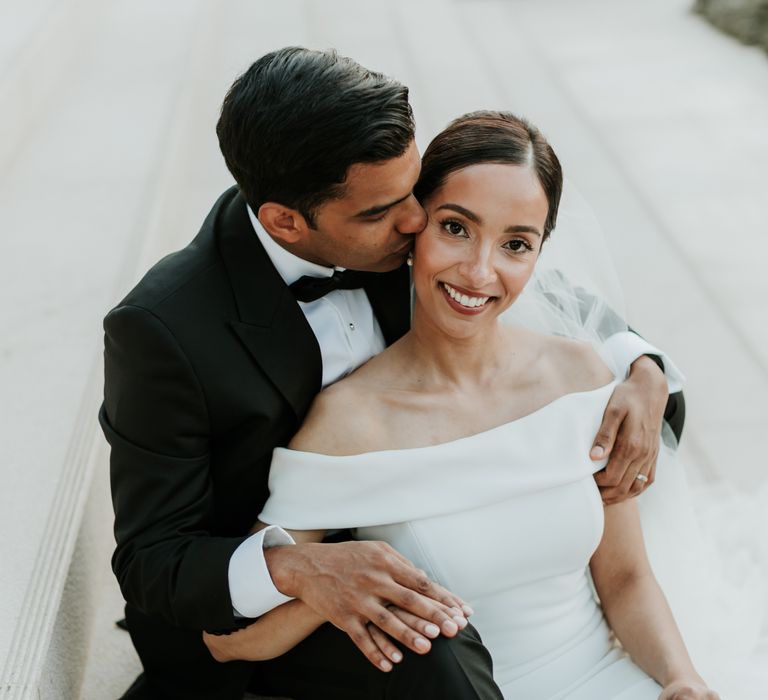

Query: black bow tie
[289,269,368,303]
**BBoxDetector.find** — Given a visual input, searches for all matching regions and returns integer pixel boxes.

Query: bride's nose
[458,244,497,288]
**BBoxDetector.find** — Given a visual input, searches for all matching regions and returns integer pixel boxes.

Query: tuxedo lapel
[364,264,411,346]
[216,188,322,420]
[214,187,411,419]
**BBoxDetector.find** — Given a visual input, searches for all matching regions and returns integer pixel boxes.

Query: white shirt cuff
[228,525,296,618]
[600,331,685,393]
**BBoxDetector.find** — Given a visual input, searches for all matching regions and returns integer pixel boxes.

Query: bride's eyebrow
[436,203,480,223]
[505,225,541,237]
[437,203,541,236]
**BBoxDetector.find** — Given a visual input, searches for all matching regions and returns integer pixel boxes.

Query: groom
[100,47,683,699]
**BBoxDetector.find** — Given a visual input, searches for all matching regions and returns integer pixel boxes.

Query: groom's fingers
[628,449,657,497]
[591,403,625,468]
[391,562,472,618]
[390,572,469,631]
[601,452,652,504]
[361,542,470,618]
[386,605,464,639]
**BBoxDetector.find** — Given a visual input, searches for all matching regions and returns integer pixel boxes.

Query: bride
[204,111,719,699]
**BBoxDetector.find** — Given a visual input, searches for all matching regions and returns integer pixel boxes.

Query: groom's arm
[101,303,247,631]
[560,279,686,502]
[102,303,471,659]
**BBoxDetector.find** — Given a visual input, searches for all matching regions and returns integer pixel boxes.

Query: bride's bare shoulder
[288,373,385,456]
[536,332,615,391]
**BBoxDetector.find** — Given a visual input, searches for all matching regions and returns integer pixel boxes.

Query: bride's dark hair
[415,111,563,240]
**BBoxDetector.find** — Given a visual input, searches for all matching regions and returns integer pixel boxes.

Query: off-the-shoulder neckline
[276,379,618,459]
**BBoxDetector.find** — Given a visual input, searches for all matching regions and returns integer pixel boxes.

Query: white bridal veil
[499,181,768,698]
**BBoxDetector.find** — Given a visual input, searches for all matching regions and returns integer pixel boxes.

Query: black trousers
[121,609,502,700]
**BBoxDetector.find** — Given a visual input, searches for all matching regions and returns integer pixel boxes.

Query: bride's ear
[257,202,311,245]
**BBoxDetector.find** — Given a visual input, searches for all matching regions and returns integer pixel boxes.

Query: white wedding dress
[260,380,665,699]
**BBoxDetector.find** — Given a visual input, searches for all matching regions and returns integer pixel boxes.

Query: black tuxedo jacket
[100,187,411,692]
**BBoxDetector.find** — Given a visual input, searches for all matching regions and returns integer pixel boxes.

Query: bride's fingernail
[380,659,393,672]
[391,651,403,663]
[591,445,605,458]
[424,623,440,637]
[414,637,430,651]
[462,605,475,616]
[453,615,467,629]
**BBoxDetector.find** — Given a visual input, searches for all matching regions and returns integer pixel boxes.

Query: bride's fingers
[344,618,397,671]
[367,622,404,666]
[360,601,434,656]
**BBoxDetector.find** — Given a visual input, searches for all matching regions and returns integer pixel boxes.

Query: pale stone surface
[1,0,766,697]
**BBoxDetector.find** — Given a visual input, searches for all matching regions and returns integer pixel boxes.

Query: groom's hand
[265,540,472,671]
[592,356,668,505]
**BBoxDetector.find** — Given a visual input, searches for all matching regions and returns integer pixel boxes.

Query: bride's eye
[441,219,468,237]
[504,238,534,253]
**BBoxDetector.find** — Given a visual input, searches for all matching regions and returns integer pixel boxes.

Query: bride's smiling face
[413,162,548,336]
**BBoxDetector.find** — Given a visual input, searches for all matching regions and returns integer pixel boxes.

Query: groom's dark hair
[217,47,415,227]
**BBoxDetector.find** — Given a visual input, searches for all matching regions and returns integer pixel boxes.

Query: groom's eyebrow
[354,193,412,218]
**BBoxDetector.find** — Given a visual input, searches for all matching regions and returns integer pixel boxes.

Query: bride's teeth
[442,283,490,309]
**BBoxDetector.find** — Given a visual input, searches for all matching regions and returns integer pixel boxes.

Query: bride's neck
[404,304,509,390]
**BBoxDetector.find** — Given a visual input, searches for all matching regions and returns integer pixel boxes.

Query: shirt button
[349,322,356,331]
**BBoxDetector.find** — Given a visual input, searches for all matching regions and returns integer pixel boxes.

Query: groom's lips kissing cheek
[439,281,496,315]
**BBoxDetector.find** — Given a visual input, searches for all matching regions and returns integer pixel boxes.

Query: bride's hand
[265,540,472,671]
[592,356,668,505]
[658,679,720,699]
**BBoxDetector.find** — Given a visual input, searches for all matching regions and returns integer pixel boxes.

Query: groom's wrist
[264,543,306,598]
[629,354,666,383]
[229,526,296,617]
[636,353,664,374]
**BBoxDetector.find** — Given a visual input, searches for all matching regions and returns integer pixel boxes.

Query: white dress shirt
[228,206,685,619]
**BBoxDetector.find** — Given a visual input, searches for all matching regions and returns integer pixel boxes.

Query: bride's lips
[439,282,496,316]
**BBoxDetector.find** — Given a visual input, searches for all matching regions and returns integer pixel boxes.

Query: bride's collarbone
[373,380,555,446]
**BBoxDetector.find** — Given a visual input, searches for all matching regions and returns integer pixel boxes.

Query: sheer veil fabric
[500,181,768,697]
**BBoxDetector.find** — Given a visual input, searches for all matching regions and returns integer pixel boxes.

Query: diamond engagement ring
[635,473,649,483]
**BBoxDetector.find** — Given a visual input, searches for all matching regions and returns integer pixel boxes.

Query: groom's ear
[258,202,310,245]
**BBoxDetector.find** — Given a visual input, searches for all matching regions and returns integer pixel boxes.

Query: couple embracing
[100,47,717,699]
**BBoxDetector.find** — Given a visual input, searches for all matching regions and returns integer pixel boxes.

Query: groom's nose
[395,195,428,235]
